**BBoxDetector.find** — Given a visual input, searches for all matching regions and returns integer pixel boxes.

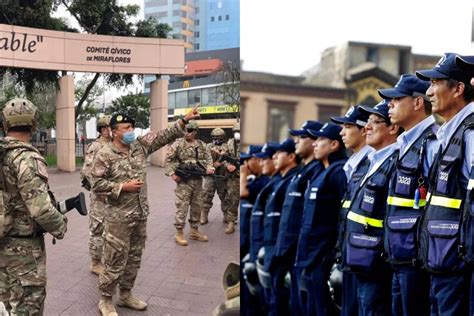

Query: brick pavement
[43,166,239,316]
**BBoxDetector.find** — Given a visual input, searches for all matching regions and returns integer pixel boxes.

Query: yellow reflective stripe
[387,196,426,207]
[347,211,383,228]
[429,195,462,209]
[342,200,351,208]
[468,179,474,190]
[426,192,431,202]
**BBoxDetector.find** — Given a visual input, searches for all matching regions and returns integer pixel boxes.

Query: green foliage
[106,93,150,129]
[75,75,103,123]
[135,17,172,38]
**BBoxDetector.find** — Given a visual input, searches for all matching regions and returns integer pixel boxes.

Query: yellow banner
[173,105,239,116]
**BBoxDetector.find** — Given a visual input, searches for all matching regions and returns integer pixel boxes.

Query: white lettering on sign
[86,45,132,63]
[397,176,411,186]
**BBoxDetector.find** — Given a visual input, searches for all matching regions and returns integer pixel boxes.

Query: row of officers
[240,53,474,316]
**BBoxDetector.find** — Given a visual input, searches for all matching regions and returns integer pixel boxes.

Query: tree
[106,93,150,129]
[215,61,240,118]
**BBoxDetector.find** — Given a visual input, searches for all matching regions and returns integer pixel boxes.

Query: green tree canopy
[106,93,150,129]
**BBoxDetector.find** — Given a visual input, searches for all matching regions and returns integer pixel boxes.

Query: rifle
[81,177,91,191]
[175,164,226,180]
[218,154,239,167]
[55,192,88,216]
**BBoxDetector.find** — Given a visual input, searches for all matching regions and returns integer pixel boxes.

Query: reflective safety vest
[419,114,474,273]
[335,156,370,258]
[385,124,436,266]
[249,174,282,262]
[460,168,474,265]
[294,159,347,269]
[274,160,323,259]
[240,175,269,256]
[262,166,301,271]
[342,150,398,274]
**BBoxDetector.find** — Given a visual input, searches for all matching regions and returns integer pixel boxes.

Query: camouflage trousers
[89,193,106,261]
[0,236,46,315]
[99,219,147,297]
[202,177,228,220]
[174,178,203,230]
[222,177,239,223]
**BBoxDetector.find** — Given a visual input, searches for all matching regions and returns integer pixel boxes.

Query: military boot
[189,227,209,242]
[175,229,188,246]
[117,290,148,311]
[90,258,104,275]
[224,222,235,234]
[99,296,118,316]
[200,213,209,225]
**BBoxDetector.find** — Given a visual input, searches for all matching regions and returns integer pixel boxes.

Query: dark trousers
[290,266,304,316]
[355,271,392,316]
[302,262,337,316]
[470,269,474,316]
[341,271,358,316]
[391,266,430,316]
[430,273,470,316]
[268,264,290,316]
[241,270,264,316]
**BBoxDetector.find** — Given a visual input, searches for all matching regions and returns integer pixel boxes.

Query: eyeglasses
[366,119,387,126]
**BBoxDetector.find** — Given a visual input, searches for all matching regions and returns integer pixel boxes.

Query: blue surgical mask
[121,131,136,145]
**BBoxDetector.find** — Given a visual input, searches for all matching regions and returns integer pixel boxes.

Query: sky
[241,0,474,76]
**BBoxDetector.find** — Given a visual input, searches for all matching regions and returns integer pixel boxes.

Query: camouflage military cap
[232,122,240,131]
[96,115,111,129]
[2,98,37,130]
[110,113,135,127]
[211,128,225,137]
[185,120,199,130]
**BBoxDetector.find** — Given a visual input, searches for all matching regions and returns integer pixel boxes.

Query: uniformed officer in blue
[416,53,474,315]
[261,138,301,316]
[331,105,371,316]
[455,54,474,316]
[247,142,280,313]
[294,122,347,316]
[342,100,401,315]
[272,121,323,315]
[240,145,268,316]
[378,74,438,316]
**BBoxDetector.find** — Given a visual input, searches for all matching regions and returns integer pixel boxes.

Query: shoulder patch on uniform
[138,131,158,147]
[35,157,48,180]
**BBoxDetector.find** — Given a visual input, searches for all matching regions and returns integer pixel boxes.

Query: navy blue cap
[274,138,296,153]
[254,142,279,159]
[359,99,390,121]
[289,120,323,137]
[307,122,343,142]
[241,145,263,160]
[330,105,369,127]
[455,55,474,72]
[416,53,473,83]
[378,74,430,100]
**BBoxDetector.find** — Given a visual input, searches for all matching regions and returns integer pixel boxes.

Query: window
[173,0,180,4]
[194,43,200,50]
[176,91,188,108]
[218,1,222,8]
[202,87,216,105]
[173,10,180,16]
[218,16,222,21]
[195,7,199,13]
[367,47,378,63]
[188,89,201,105]
[211,16,215,22]
[318,105,343,123]
[194,31,200,38]
[168,93,176,109]
[267,101,295,142]
[195,19,200,26]
[225,15,229,20]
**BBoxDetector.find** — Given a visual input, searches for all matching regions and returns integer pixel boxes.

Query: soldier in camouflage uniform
[80,116,111,275]
[165,120,214,246]
[200,128,229,225]
[221,122,240,234]
[0,98,67,315]
[91,109,198,316]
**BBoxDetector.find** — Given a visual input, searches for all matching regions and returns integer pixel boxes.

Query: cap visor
[416,69,448,81]
[378,88,408,99]
[288,129,307,136]
[456,56,474,71]
[240,153,251,159]
[254,152,271,159]
[330,116,356,125]
[359,105,386,118]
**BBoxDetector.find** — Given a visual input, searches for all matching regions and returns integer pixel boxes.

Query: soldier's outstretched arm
[164,140,180,176]
[90,150,122,200]
[17,152,67,239]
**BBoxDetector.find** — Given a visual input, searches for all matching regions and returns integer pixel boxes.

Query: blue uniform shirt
[362,142,400,185]
[343,145,373,182]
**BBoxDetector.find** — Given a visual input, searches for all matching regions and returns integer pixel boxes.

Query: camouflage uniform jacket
[80,136,110,183]
[90,122,184,222]
[165,138,213,176]
[207,142,229,175]
[1,137,66,238]
[224,138,240,177]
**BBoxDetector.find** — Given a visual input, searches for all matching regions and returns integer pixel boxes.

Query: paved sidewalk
[43,166,239,316]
